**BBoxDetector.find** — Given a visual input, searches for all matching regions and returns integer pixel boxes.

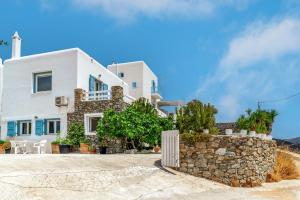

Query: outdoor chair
[10,140,23,154]
[33,140,47,154]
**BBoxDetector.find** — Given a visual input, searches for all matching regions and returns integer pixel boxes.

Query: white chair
[33,140,47,154]
[10,140,22,154]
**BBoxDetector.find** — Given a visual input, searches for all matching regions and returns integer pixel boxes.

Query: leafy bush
[267,151,299,182]
[97,98,174,149]
[181,132,211,145]
[176,100,218,134]
[0,140,5,145]
[236,108,278,134]
[66,122,85,146]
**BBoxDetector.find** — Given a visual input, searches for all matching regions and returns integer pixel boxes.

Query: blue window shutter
[101,83,108,91]
[17,121,20,136]
[44,119,48,135]
[35,120,44,136]
[89,75,95,91]
[7,121,16,137]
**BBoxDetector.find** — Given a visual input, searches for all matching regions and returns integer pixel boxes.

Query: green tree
[97,98,174,149]
[236,108,278,134]
[176,100,218,133]
[66,122,85,146]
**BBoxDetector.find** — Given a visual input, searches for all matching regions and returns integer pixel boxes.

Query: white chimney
[12,32,21,59]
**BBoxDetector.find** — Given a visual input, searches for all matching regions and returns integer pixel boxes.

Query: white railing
[123,94,136,104]
[84,90,111,101]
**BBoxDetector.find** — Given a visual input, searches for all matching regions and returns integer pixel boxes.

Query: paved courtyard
[0,154,299,200]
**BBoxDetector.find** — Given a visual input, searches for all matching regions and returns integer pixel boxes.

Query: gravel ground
[0,154,299,200]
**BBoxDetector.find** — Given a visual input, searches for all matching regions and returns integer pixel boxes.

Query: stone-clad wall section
[179,135,277,187]
[67,86,128,153]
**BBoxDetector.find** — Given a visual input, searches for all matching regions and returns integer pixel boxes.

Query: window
[132,82,137,89]
[84,113,103,135]
[89,117,101,133]
[118,72,124,78]
[34,72,52,93]
[20,121,32,135]
[46,120,60,135]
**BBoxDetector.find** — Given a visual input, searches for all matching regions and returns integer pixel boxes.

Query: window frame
[118,72,124,78]
[132,82,137,89]
[46,119,60,135]
[20,121,32,135]
[84,113,103,135]
[33,71,52,93]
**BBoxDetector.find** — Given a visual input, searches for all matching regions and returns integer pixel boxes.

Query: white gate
[161,130,180,168]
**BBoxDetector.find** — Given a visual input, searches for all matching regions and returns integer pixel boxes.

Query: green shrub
[176,99,218,134]
[181,132,211,145]
[66,122,85,146]
[236,108,278,134]
[97,98,174,149]
[0,140,5,145]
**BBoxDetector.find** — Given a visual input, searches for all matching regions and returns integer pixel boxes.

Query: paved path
[0,154,299,200]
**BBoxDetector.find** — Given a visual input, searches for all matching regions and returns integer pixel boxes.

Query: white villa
[0,32,166,145]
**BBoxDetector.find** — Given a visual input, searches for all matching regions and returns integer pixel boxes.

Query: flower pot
[249,131,256,137]
[225,129,233,135]
[240,130,247,136]
[51,144,60,154]
[5,148,11,154]
[0,144,5,154]
[59,144,71,154]
[88,148,97,154]
[99,147,107,154]
[80,143,89,154]
[153,145,160,153]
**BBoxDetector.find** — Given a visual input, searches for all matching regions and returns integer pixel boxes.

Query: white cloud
[71,0,251,22]
[198,17,300,121]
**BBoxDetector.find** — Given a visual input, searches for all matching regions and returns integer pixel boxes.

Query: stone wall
[67,86,128,153]
[179,135,277,187]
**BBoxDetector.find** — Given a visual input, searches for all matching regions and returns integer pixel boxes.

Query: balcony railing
[151,87,159,94]
[84,90,111,101]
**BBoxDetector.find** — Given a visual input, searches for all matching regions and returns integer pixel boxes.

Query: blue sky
[1,0,300,139]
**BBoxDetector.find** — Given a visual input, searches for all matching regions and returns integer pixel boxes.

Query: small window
[132,82,137,89]
[20,121,32,135]
[34,72,52,93]
[47,120,60,135]
[89,117,101,133]
[118,72,124,78]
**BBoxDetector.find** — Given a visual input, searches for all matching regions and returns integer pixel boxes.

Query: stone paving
[0,154,299,200]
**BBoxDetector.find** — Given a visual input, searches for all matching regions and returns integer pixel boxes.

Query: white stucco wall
[0,49,78,140]
[77,50,129,95]
[142,62,158,101]
[108,62,144,100]
[107,61,158,102]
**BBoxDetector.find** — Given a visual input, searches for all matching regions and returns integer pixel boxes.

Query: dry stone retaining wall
[179,135,277,187]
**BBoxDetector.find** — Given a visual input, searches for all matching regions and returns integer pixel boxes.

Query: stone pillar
[111,86,124,111]
[111,86,123,102]
[74,88,85,107]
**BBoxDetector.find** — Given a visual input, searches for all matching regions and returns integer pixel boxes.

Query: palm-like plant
[236,108,278,135]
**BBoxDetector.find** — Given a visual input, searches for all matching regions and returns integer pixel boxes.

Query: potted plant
[0,140,5,154]
[98,137,107,154]
[88,144,97,154]
[51,140,60,154]
[3,141,11,154]
[59,138,72,154]
[79,138,89,154]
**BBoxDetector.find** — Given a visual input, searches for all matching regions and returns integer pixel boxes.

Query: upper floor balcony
[151,86,162,100]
